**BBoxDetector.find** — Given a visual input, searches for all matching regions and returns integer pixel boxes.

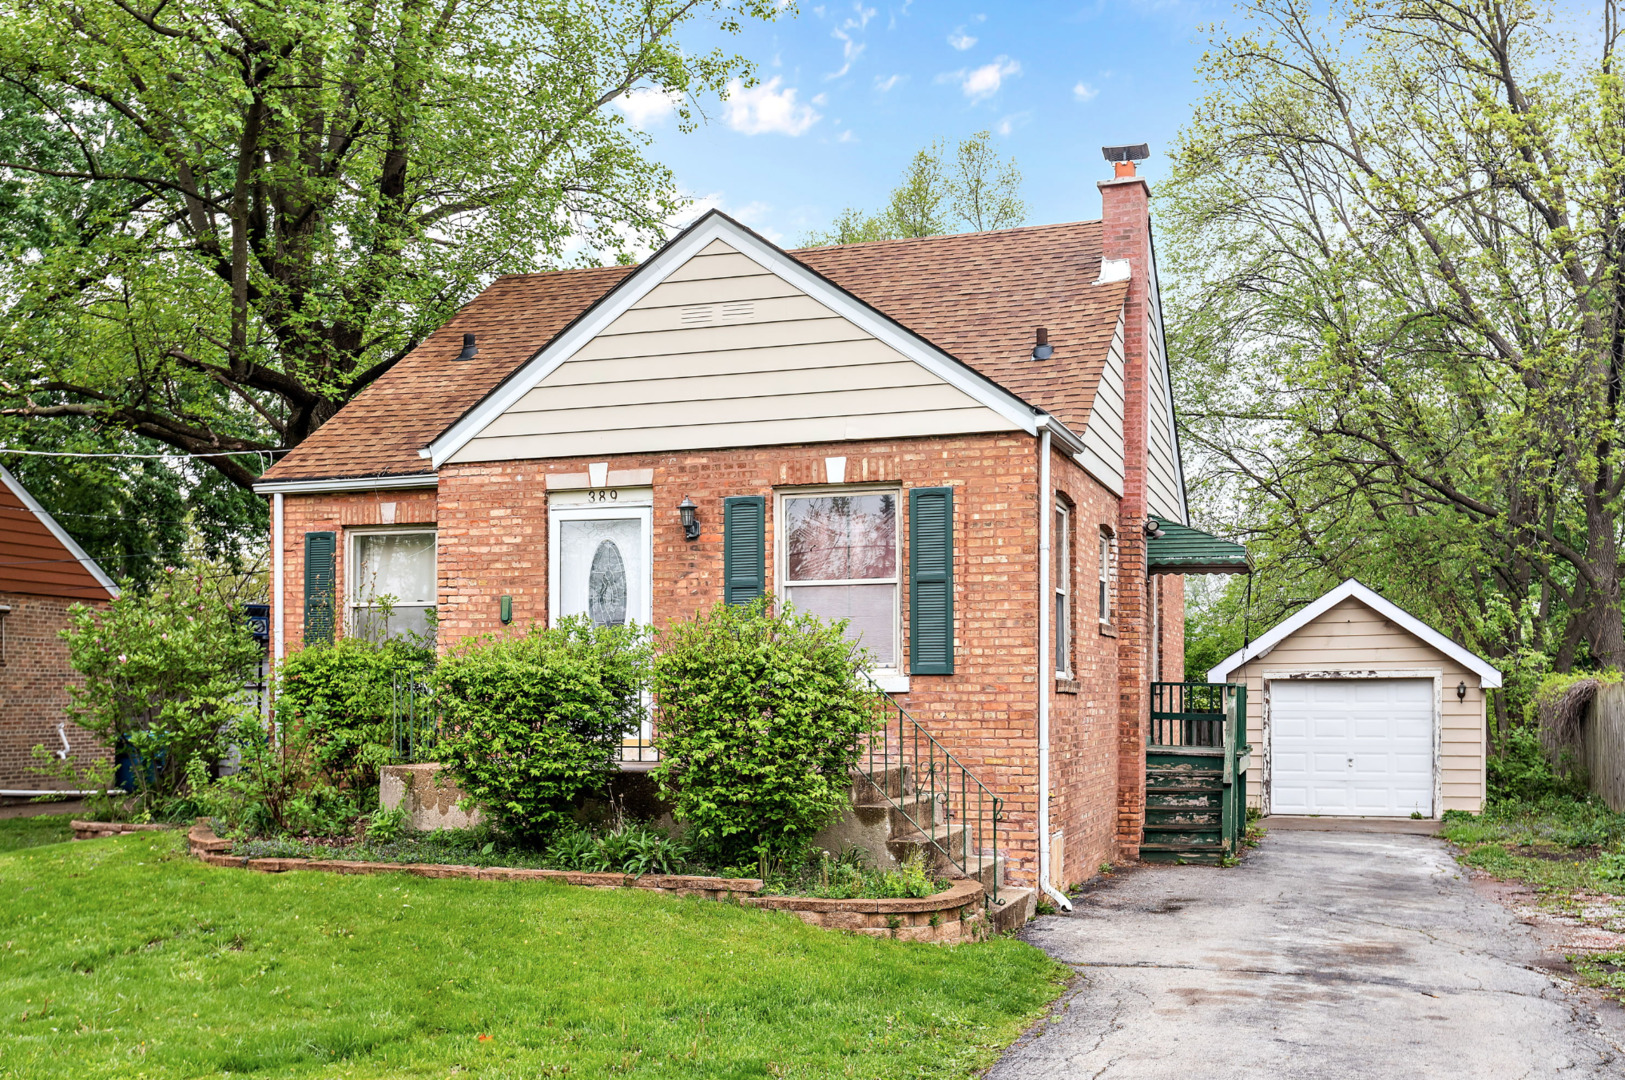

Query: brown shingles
[262,221,1126,483]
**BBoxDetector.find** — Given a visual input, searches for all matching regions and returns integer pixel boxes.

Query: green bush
[276,635,434,792]
[60,569,264,807]
[434,619,650,840]
[1488,725,1588,803]
[543,823,691,875]
[651,597,881,867]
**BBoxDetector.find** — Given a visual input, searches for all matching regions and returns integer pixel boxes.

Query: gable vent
[680,304,715,325]
[718,301,755,323]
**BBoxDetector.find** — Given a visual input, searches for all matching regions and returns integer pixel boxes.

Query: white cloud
[1073,81,1099,103]
[995,111,1031,136]
[827,4,877,79]
[723,77,821,136]
[874,73,904,92]
[615,87,683,129]
[948,29,977,50]
[946,56,1020,102]
[838,129,858,143]
[812,92,829,106]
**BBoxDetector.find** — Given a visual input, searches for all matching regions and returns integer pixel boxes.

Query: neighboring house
[1209,579,1501,817]
[254,155,1246,897]
[0,466,120,792]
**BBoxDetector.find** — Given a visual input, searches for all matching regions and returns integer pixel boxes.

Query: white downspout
[272,492,285,662]
[1036,423,1074,912]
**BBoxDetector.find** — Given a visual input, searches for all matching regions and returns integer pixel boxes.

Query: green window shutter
[722,496,767,606]
[909,487,955,675]
[303,531,337,645]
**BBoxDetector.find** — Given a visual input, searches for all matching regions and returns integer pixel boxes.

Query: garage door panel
[1271,678,1434,817]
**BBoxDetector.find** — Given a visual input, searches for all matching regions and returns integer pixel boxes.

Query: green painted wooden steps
[1142,747,1228,864]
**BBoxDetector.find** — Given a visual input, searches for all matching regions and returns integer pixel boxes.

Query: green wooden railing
[1149,682,1249,855]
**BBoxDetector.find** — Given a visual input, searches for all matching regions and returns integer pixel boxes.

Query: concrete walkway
[991,829,1625,1079]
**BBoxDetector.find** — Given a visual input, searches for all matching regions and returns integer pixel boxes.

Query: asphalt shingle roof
[262,219,1126,483]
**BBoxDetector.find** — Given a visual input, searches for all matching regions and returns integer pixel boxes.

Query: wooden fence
[1583,684,1625,812]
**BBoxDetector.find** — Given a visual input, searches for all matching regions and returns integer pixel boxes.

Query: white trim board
[1207,578,1502,688]
[0,464,119,598]
[253,473,438,495]
[425,211,1052,469]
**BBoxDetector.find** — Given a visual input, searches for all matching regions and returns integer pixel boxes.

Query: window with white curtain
[779,490,900,668]
[349,529,437,641]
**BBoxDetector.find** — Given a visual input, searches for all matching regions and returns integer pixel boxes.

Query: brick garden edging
[72,820,178,841]
[184,821,986,942]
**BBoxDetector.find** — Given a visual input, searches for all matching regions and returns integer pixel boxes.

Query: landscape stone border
[72,820,178,841]
[182,821,986,942]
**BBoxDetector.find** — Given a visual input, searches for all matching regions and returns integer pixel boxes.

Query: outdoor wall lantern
[1457,681,1468,703]
[678,497,700,541]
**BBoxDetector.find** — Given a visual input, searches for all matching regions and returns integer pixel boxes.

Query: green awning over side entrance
[1147,517,1250,575]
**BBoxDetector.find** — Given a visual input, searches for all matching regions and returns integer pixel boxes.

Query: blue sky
[624,1,1225,245]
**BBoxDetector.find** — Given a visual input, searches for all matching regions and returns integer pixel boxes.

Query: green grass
[0,833,1068,1079]
[0,814,72,853]
[1440,797,1625,896]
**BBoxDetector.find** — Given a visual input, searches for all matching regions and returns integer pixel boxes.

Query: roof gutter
[252,473,439,496]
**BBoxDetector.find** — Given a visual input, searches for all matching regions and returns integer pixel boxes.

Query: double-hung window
[780,490,900,669]
[1055,501,1072,677]
[349,528,437,641]
[1098,527,1117,629]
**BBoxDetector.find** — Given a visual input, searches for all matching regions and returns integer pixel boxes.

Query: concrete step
[852,790,947,833]
[988,886,1036,933]
[887,822,968,870]
[851,761,913,801]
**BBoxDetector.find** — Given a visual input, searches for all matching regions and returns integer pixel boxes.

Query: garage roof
[1206,578,1502,688]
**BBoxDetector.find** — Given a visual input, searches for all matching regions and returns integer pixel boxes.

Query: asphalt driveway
[990,827,1625,1079]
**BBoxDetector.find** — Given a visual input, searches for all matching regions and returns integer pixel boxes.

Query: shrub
[544,823,690,875]
[1488,725,1588,803]
[434,619,650,840]
[276,635,434,792]
[187,715,361,838]
[651,597,881,867]
[60,569,264,807]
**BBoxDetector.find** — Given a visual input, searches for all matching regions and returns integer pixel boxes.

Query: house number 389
[586,488,618,502]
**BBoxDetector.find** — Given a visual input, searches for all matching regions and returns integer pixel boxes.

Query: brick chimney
[1098,151,1154,860]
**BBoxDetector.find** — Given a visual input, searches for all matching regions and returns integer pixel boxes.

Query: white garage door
[1270,679,1434,817]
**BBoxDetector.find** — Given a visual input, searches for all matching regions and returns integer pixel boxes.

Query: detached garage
[1208,580,1501,818]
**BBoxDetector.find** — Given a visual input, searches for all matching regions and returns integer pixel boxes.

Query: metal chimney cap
[1102,143,1150,163]
[453,332,479,362]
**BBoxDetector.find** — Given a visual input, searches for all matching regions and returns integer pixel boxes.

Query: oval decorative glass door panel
[557,516,645,628]
[587,540,628,626]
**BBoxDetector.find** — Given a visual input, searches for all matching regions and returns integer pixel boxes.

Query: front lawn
[1441,797,1625,897]
[0,814,72,853]
[1,833,1067,1079]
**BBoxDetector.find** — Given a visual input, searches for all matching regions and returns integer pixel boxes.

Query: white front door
[1270,678,1434,817]
[549,497,654,752]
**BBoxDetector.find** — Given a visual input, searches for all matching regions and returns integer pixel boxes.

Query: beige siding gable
[1145,311,1183,522]
[449,240,1021,463]
[1076,310,1126,495]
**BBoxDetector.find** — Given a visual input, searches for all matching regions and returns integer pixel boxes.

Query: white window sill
[870,673,911,694]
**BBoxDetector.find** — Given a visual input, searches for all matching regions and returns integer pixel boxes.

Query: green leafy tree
[805,131,1025,245]
[0,0,783,489]
[1163,0,1625,701]
[61,568,264,807]
[435,619,650,840]
[650,598,881,867]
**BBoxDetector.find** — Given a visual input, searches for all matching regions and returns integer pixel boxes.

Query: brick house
[254,155,1245,901]
[0,465,119,792]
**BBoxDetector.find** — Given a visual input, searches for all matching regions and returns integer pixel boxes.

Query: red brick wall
[1158,574,1186,680]
[1049,449,1125,886]
[275,431,1156,884]
[276,490,439,648]
[0,591,111,789]
[1101,172,1155,858]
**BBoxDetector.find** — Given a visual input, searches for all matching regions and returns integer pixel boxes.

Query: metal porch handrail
[860,678,1002,903]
